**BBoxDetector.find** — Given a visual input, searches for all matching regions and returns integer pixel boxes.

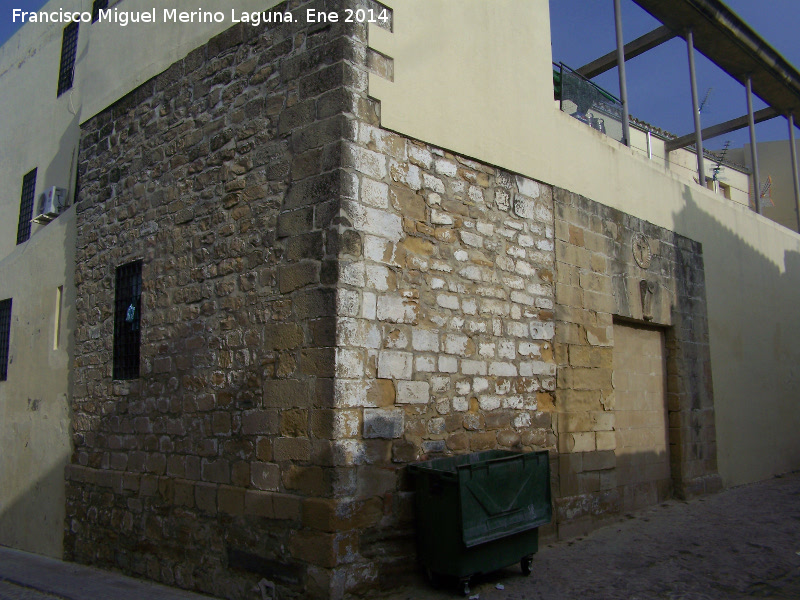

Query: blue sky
[549,0,800,150]
[1,0,798,150]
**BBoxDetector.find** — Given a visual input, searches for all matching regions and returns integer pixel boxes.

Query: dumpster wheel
[521,555,533,576]
[460,577,471,596]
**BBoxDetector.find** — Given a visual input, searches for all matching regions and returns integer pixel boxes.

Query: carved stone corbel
[640,279,657,321]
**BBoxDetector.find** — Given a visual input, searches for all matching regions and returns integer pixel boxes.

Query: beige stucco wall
[729,140,800,233]
[368,0,800,486]
[626,127,750,207]
[0,0,85,557]
[0,209,75,557]
[0,2,83,262]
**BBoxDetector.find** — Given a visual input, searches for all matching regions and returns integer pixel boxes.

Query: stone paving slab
[0,547,217,600]
[378,472,800,600]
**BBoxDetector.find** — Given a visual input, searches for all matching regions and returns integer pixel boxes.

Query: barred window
[0,299,11,381]
[57,22,79,97]
[113,261,142,380]
[91,0,108,23]
[16,168,37,245]
[73,166,80,204]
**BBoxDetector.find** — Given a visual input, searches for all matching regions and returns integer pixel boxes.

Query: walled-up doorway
[612,322,671,511]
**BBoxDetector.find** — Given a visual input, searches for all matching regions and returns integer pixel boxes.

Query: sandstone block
[244,490,274,518]
[195,482,217,514]
[274,437,312,461]
[363,408,404,439]
[461,360,487,375]
[412,328,439,352]
[470,432,497,451]
[263,379,312,408]
[376,295,418,324]
[242,409,280,435]
[361,177,389,208]
[336,348,364,378]
[218,486,245,516]
[377,350,413,380]
[264,323,304,350]
[343,201,403,242]
[443,333,470,355]
[201,458,230,484]
[396,381,430,404]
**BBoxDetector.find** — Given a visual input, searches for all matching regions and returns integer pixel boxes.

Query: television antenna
[759,175,773,207]
[699,87,713,114]
[711,140,730,182]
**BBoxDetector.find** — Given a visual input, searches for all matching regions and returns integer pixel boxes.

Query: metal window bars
[57,22,79,97]
[91,0,108,23]
[0,299,11,381]
[16,168,37,245]
[113,260,142,380]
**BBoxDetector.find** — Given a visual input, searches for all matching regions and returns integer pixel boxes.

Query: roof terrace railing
[555,62,625,145]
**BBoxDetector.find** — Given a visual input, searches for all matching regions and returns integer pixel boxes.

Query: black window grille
[91,0,108,23]
[0,299,11,381]
[73,165,80,204]
[57,22,79,97]
[113,261,142,380]
[16,168,37,245]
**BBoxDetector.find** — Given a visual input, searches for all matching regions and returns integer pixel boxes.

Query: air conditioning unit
[32,186,68,224]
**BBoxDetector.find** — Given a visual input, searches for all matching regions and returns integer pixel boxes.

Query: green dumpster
[409,449,551,595]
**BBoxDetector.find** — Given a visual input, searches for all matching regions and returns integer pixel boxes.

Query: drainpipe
[789,113,800,232]
[614,0,631,147]
[686,30,705,186]
[746,76,761,214]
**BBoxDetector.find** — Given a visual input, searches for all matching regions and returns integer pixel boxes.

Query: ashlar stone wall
[66,3,381,598]
[552,188,721,538]
[65,0,720,596]
[333,129,559,581]
[66,1,560,592]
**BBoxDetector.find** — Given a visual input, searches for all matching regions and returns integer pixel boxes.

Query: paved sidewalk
[380,471,800,600]
[1,472,798,600]
[0,546,216,600]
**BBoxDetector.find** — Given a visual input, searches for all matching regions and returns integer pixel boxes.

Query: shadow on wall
[0,101,79,554]
[675,187,800,484]
[0,457,70,557]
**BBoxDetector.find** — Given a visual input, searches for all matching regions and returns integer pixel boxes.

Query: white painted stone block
[377,350,413,380]
[396,380,430,404]
[412,329,439,352]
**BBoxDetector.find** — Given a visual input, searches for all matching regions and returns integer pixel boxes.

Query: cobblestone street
[1,472,798,600]
[379,472,800,600]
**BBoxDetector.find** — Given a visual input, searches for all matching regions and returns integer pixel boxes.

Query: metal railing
[554,62,625,144]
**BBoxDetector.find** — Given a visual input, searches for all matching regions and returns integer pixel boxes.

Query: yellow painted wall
[0,209,75,557]
[368,0,800,486]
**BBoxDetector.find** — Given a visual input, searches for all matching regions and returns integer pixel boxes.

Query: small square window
[57,22,79,97]
[91,0,108,23]
[16,168,37,245]
[113,261,143,380]
[0,299,11,381]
